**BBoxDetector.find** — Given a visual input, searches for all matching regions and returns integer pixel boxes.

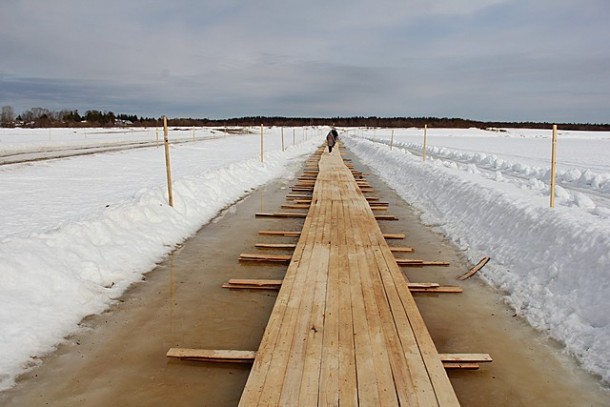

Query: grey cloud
[1,0,609,122]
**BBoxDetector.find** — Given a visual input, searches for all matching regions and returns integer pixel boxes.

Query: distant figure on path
[330,127,339,141]
[326,129,336,153]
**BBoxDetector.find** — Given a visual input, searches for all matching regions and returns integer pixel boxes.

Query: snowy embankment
[0,127,322,391]
[345,133,610,383]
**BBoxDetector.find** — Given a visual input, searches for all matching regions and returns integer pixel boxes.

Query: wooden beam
[395,259,450,267]
[370,207,388,211]
[255,212,307,218]
[383,233,405,239]
[286,194,312,200]
[223,279,283,289]
[281,204,310,210]
[409,286,463,293]
[375,215,398,221]
[258,231,404,240]
[239,253,292,263]
[458,256,491,280]
[167,348,256,363]
[259,230,301,236]
[223,279,457,293]
[255,243,297,249]
[389,247,414,253]
[439,354,492,363]
[442,363,480,370]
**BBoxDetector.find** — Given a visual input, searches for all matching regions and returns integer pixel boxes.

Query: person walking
[326,129,336,153]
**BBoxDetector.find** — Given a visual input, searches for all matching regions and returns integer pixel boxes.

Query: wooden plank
[409,286,463,293]
[458,256,491,280]
[375,214,399,220]
[443,363,480,370]
[407,282,440,288]
[389,246,414,253]
[318,200,341,405]
[281,204,310,209]
[225,279,283,287]
[343,195,383,405]
[395,259,450,267]
[254,243,296,249]
[439,353,492,363]
[224,279,455,293]
[239,253,291,263]
[258,230,301,237]
[286,194,312,199]
[370,206,388,211]
[255,212,307,218]
[383,233,406,239]
[167,348,256,363]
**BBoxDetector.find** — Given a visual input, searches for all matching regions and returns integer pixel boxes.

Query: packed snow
[344,127,610,384]
[0,126,322,390]
[0,126,609,390]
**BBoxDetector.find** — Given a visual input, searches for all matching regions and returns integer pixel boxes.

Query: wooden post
[423,124,428,161]
[281,127,285,152]
[390,129,394,150]
[260,124,264,162]
[550,124,558,208]
[163,116,174,207]
[156,127,159,147]
[293,128,296,146]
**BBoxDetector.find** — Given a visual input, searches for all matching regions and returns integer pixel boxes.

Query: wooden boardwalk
[238,148,460,406]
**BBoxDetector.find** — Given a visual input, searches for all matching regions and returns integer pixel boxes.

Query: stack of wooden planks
[238,147,461,406]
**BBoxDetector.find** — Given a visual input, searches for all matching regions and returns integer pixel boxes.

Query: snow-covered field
[0,126,609,390]
[345,127,610,384]
[0,126,321,390]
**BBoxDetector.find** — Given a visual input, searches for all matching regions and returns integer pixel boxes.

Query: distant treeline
[1,105,608,131]
[192,116,610,131]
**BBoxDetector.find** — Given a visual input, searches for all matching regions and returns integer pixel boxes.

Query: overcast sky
[1,0,609,122]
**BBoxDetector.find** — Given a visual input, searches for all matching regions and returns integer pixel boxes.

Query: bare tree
[1,105,15,127]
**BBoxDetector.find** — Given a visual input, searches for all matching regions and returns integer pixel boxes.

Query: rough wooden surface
[239,147,460,406]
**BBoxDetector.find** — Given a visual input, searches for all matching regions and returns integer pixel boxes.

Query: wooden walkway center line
[239,148,460,406]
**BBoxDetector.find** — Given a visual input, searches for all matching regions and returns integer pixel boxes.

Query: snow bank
[346,135,610,383]
[0,133,321,390]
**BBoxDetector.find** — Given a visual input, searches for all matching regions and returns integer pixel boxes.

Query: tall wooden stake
[293,128,296,146]
[423,124,428,161]
[281,127,285,152]
[550,124,558,208]
[163,116,174,207]
[156,127,159,147]
[390,129,394,150]
[260,124,264,162]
